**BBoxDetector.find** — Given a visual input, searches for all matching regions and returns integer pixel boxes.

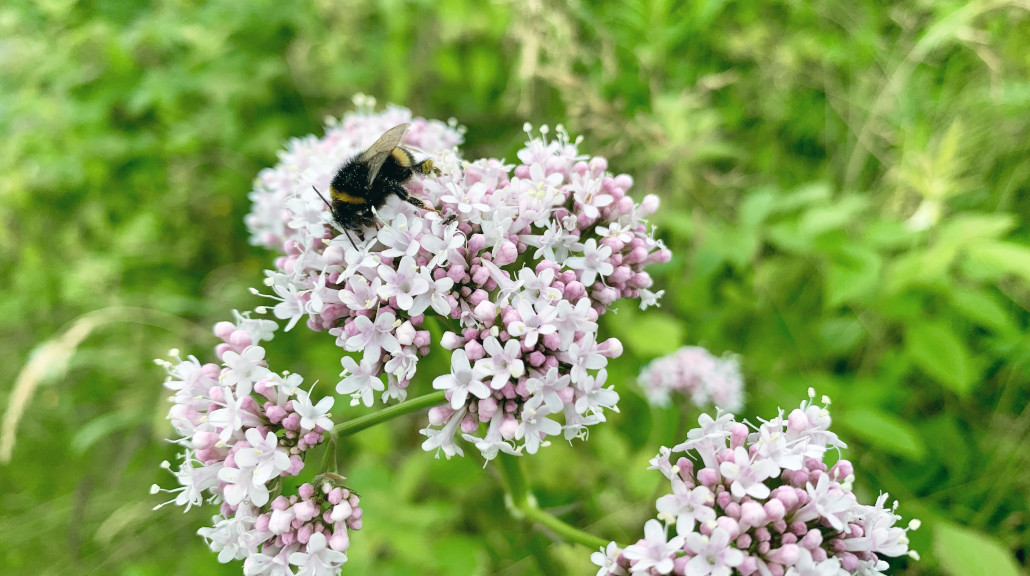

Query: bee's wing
[358,123,410,186]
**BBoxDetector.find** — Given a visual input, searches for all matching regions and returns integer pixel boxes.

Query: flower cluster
[153,311,359,576]
[639,346,744,412]
[244,101,671,461]
[592,390,919,576]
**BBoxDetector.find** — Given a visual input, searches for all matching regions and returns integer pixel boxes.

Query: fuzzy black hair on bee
[312,123,451,249]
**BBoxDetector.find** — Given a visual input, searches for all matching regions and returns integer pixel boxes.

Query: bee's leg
[365,208,384,231]
[393,183,454,223]
[413,158,442,177]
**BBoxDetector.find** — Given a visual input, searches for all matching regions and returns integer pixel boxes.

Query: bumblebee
[313,123,447,247]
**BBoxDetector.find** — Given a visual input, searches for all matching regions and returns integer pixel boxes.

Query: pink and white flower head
[153,312,361,575]
[244,101,670,461]
[594,389,919,576]
[639,346,745,412]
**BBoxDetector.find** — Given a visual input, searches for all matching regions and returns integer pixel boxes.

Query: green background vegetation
[1,1,1028,574]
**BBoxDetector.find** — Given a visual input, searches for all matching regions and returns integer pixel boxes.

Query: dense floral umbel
[639,346,744,412]
[592,390,919,576]
[153,311,360,576]
[244,103,670,461]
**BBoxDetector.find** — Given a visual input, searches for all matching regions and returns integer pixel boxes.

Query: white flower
[377,213,424,258]
[507,299,558,348]
[235,428,292,485]
[590,542,627,576]
[377,256,430,311]
[718,446,778,500]
[293,389,334,433]
[656,479,715,535]
[421,407,467,459]
[288,531,348,576]
[197,508,259,563]
[566,238,613,286]
[516,395,562,454]
[433,349,490,410]
[684,527,744,576]
[337,356,385,407]
[221,346,271,397]
[473,336,525,390]
[622,519,684,575]
[218,464,270,507]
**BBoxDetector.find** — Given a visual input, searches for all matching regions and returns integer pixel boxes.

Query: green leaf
[904,321,976,396]
[818,317,865,354]
[949,287,1017,334]
[739,187,777,226]
[825,245,883,307]
[72,410,141,456]
[937,213,1016,248]
[935,522,1023,576]
[966,241,1030,284]
[798,195,868,238]
[884,245,955,295]
[837,408,925,460]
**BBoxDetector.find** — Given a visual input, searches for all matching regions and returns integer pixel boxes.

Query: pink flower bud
[614,173,633,190]
[478,396,498,421]
[800,529,822,549]
[716,516,741,539]
[269,508,294,534]
[474,300,496,322]
[440,331,463,350]
[764,497,786,521]
[331,501,353,522]
[598,338,623,358]
[427,406,452,426]
[467,234,486,254]
[266,405,288,424]
[327,487,344,505]
[627,272,653,289]
[329,529,350,552]
[213,321,235,340]
[697,467,720,487]
[541,332,561,350]
[229,330,252,350]
[297,523,313,544]
[563,281,587,301]
[496,241,518,265]
[460,413,479,433]
[464,340,485,361]
[740,501,767,528]
[737,556,758,576]
[396,321,415,346]
[253,513,271,532]
[638,194,660,216]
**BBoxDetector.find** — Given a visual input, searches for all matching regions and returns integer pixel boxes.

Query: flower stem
[496,454,608,550]
[332,391,447,437]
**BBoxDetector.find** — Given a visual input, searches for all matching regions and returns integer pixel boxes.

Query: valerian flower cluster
[245,102,670,461]
[639,346,745,412]
[592,390,919,576]
[153,311,360,576]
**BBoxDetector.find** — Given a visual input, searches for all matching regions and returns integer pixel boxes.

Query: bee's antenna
[313,185,358,250]
[312,185,333,209]
[343,229,358,250]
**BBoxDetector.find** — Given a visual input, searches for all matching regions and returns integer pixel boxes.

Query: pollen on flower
[592,393,919,576]
[243,103,670,461]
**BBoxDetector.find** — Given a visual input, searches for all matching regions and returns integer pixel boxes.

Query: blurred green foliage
[2,0,1028,574]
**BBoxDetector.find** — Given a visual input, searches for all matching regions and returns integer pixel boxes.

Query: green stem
[496,454,608,550]
[332,391,447,437]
